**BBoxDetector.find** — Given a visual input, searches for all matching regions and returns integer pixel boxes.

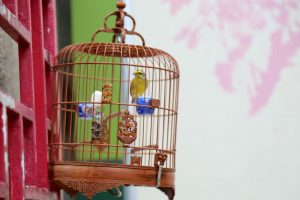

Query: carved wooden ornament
[118,110,137,146]
[154,152,168,167]
[56,179,121,198]
[101,83,113,103]
[131,156,142,166]
[91,121,103,140]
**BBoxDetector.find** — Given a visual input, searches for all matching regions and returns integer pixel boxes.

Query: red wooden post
[42,0,57,117]
[31,0,49,188]
[2,0,17,15]
[0,105,5,196]
[23,119,37,186]
[17,0,34,106]
[42,0,59,196]
[0,0,58,198]
[17,0,30,30]
[17,0,37,187]
[7,110,23,200]
[0,99,12,200]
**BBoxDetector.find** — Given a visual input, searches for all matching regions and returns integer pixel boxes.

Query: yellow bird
[130,70,148,103]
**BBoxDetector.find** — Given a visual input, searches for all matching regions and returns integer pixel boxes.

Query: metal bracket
[156,165,163,187]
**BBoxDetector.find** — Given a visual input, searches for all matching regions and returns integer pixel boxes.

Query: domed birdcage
[49,1,180,199]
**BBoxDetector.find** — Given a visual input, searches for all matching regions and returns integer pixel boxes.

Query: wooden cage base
[49,162,175,199]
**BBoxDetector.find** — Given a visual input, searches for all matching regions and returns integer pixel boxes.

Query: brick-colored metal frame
[0,0,57,199]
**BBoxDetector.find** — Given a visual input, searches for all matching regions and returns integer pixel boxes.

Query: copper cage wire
[49,2,180,198]
[50,42,179,166]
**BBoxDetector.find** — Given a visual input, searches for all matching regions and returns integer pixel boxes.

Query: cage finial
[116,1,126,10]
[115,1,126,29]
[91,0,145,46]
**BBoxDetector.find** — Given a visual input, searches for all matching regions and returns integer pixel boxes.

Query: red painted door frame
[0,0,57,199]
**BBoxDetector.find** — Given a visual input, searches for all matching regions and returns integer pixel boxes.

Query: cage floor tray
[49,162,175,199]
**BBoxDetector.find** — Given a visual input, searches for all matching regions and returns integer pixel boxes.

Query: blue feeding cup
[136,97,155,115]
[78,103,94,119]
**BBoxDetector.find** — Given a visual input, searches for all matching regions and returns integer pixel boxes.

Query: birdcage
[49,2,179,199]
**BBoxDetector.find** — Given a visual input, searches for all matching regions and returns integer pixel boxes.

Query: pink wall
[167,0,300,115]
[132,1,300,199]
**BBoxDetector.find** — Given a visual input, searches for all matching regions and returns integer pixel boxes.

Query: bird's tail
[131,98,137,104]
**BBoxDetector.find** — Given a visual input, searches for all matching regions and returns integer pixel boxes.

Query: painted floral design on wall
[163,0,300,115]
